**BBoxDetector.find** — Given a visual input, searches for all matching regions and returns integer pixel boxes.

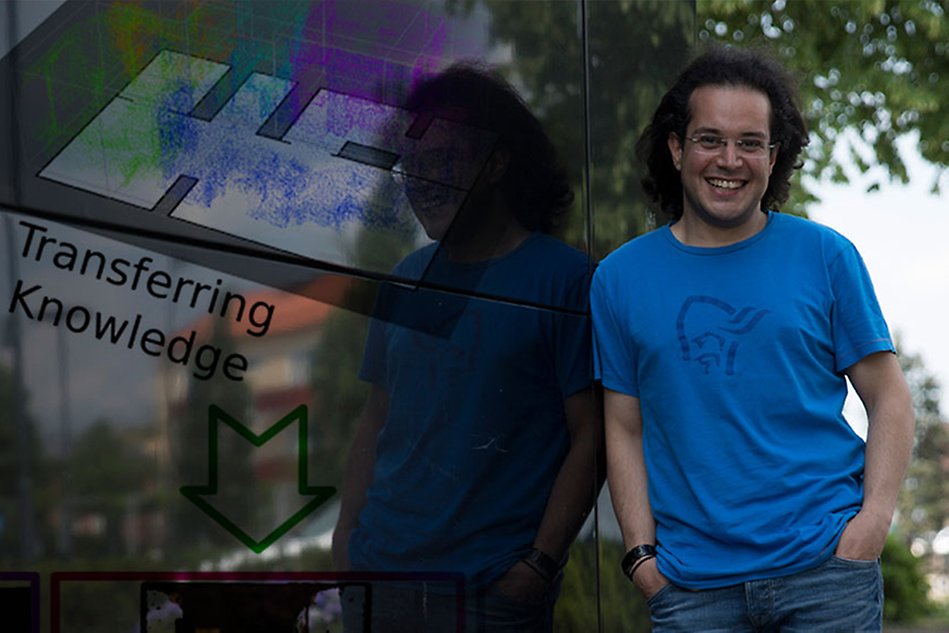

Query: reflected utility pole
[4,0,39,561]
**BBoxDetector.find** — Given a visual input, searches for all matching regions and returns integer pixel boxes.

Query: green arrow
[180,404,336,554]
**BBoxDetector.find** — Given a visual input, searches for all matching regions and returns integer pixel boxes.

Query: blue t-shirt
[350,233,592,586]
[591,211,894,589]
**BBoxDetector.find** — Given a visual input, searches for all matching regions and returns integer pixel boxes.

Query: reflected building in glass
[0,1,694,630]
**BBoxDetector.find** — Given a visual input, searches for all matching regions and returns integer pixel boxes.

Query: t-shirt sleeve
[829,243,895,372]
[590,265,639,397]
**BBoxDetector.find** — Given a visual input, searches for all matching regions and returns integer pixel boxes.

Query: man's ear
[667,133,683,171]
[484,147,511,183]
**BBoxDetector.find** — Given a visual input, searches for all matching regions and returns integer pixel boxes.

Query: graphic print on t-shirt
[675,296,769,376]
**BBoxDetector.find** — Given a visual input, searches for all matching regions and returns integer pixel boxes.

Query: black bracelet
[621,544,657,579]
[521,547,561,583]
[628,554,655,580]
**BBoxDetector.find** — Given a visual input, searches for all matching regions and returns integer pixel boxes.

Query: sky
[808,132,949,417]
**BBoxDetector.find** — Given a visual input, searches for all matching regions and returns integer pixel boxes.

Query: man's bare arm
[494,387,604,601]
[331,384,389,570]
[604,388,668,597]
[532,387,605,559]
[837,351,915,560]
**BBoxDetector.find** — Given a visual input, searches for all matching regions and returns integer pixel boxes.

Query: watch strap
[621,544,658,579]
[521,547,561,583]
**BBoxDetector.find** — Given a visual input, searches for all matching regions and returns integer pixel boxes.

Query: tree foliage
[0,360,48,560]
[451,0,694,257]
[700,0,947,198]
[895,344,948,542]
[882,534,933,622]
[68,418,151,557]
[448,0,946,257]
[555,539,651,632]
[70,419,149,496]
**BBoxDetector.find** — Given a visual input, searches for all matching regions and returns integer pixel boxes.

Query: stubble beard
[682,185,765,231]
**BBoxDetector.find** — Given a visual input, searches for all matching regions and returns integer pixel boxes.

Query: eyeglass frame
[682,133,779,158]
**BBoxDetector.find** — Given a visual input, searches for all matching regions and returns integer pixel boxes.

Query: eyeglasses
[391,148,460,186]
[684,134,778,158]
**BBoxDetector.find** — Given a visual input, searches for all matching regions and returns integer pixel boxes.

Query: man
[590,45,914,631]
[332,65,601,632]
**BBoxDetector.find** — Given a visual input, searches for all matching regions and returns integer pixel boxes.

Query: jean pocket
[830,554,879,568]
[480,584,550,631]
[486,584,547,610]
[646,582,675,608]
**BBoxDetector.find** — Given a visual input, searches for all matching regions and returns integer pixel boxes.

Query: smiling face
[398,115,495,243]
[667,85,777,242]
[401,144,470,241]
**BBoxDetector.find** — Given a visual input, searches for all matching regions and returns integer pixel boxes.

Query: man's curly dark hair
[404,63,573,234]
[636,45,808,221]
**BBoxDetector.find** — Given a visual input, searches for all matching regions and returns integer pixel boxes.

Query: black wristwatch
[621,544,657,580]
[521,547,561,583]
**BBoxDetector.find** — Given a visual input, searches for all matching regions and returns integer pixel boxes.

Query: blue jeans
[647,556,883,632]
[341,579,558,633]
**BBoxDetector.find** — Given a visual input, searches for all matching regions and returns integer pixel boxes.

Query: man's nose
[716,140,742,166]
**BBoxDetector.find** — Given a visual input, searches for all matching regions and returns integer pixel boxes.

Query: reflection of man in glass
[333,65,601,632]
